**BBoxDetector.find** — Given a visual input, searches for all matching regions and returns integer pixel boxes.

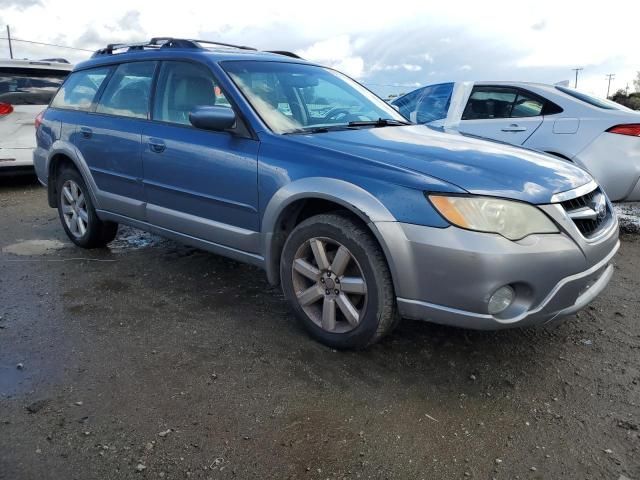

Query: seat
[109,82,149,118]
[170,75,215,123]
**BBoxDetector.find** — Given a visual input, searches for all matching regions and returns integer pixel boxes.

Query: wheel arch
[261,178,397,286]
[46,142,99,209]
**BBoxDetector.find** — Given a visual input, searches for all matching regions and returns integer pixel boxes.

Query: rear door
[141,60,260,252]
[458,86,544,145]
[74,61,157,220]
[0,67,68,163]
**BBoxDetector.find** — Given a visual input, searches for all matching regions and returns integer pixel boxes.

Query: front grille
[560,186,611,238]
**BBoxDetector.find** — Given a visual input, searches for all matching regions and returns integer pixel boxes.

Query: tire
[280,212,397,349]
[56,167,118,248]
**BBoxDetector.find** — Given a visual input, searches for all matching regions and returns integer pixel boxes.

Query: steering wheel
[322,107,352,122]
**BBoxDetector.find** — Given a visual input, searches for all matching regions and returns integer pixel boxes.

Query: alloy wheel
[60,179,89,238]
[291,237,368,333]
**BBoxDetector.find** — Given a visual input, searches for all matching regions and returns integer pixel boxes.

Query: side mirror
[189,106,236,132]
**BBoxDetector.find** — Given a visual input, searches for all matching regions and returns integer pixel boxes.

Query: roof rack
[92,37,258,57]
[91,37,302,59]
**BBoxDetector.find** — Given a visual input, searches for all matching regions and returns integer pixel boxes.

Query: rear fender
[46,140,100,209]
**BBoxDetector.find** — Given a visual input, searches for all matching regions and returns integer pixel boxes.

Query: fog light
[488,286,515,315]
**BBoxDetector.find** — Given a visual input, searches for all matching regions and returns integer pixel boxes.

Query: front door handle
[501,124,527,132]
[80,127,93,138]
[148,139,166,153]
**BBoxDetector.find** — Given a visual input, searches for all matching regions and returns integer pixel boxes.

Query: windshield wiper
[283,118,411,135]
[347,118,411,128]
[283,125,353,135]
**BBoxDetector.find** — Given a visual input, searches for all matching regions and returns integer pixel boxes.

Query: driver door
[141,60,260,253]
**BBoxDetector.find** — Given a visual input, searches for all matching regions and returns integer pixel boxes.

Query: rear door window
[0,67,69,105]
[462,86,518,120]
[96,62,157,119]
[511,91,545,117]
[51,67,111,111]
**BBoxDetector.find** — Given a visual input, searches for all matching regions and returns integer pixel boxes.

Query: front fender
[261,177,397,285]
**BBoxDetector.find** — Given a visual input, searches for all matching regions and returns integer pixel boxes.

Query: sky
[1,0,638,98]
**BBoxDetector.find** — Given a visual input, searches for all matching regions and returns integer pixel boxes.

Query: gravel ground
[1,176,639,480]
[616,203,640,234]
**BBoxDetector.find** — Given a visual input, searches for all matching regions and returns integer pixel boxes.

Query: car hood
[288,124,593,204]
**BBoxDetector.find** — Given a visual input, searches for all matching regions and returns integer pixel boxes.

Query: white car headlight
[429,195,558,241]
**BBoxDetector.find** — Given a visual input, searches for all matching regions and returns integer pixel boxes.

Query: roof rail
[265,50,302,59]
[91,37,258,57]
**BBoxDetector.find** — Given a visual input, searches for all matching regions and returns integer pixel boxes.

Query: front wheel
[280,212,397,349]
[56,167,118,248]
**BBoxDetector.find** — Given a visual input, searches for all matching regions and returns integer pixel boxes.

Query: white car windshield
[222,60,408,134]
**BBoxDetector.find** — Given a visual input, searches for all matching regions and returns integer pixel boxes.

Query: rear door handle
[148,139,166,153]
[80,127,93,138]
[501,124,527,132]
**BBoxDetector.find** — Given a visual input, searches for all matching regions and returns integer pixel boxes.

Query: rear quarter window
[51,67,111,111]
[0,67,69,105]
[555,86,621,110]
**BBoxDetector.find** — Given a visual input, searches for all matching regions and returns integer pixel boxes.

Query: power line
[0,36,93,52]
[605,73,615,98]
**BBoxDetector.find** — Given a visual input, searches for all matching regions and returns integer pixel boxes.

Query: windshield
[222,61,407,134]
[555,85,626,111]
[0,67,68,105]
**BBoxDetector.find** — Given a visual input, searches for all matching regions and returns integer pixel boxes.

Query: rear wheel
[56,167,118,248]
[280,212,397,349]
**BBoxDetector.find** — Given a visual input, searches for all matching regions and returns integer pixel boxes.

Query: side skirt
[96,209,266,269]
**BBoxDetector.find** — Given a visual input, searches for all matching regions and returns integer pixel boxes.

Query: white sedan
[0,59,72,174]
[392,81,640,201]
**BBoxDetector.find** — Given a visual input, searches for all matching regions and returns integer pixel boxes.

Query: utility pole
[605,73,616,98]
[571,67,583,88]
[6,25,13,59]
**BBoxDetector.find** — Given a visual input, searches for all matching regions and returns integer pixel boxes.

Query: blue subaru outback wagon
[34,38,619,349]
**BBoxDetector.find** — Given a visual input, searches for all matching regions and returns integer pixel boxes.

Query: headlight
[428,195,558,240]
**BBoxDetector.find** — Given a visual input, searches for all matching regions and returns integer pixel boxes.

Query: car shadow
[0,172,40,190]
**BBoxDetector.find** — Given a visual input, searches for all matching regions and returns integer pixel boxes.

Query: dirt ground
[1,176,638,480]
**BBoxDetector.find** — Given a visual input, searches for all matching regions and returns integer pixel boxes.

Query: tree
[610,88,640,110]
[634,71,640,93]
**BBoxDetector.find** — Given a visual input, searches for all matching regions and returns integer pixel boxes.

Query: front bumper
[374,208,619,330]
